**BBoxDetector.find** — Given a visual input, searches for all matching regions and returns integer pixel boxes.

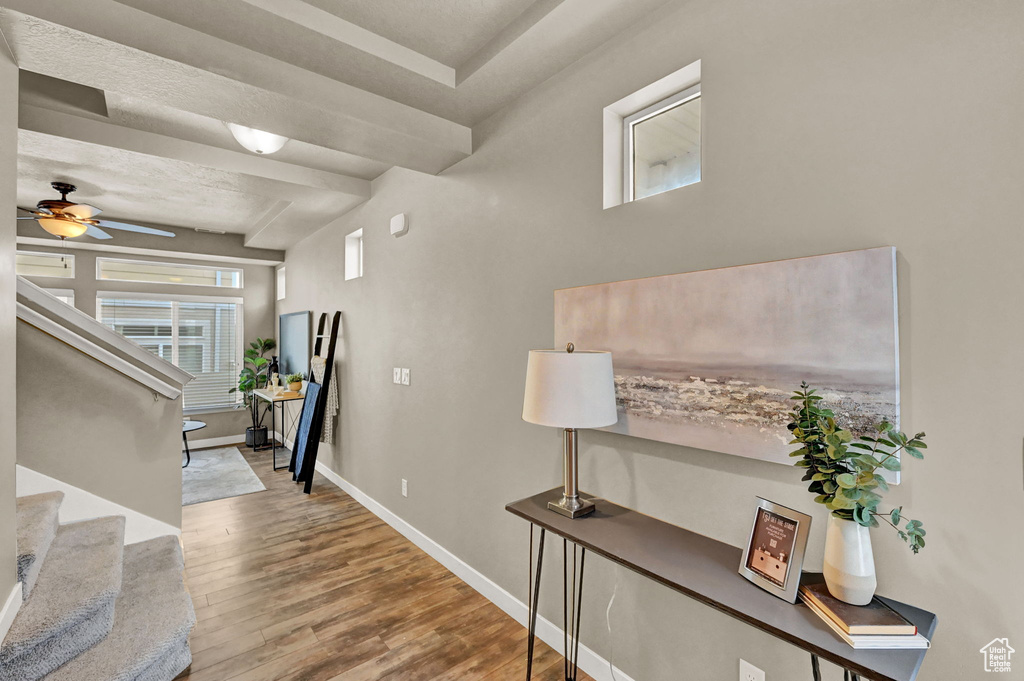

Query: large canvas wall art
[554,247,899,466]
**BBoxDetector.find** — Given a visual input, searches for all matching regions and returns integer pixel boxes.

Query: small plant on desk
[285,373,305,392]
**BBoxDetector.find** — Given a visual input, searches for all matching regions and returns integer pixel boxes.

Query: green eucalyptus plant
[285,372,304,384]
[229,337,277,433]
[788,382,928,553]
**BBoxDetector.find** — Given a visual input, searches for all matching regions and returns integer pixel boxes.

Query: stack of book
[799,583,930,649]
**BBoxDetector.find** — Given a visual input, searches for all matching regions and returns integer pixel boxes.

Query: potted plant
[789,382,927,605]
[285,372,304,392]
[229,337,277,448]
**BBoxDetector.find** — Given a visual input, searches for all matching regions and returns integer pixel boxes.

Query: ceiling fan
[17,182,175,241]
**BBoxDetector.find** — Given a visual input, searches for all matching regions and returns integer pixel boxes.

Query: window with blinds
[97,295,243,411]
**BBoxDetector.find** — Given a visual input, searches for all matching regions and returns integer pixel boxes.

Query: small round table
[182,420,206,468]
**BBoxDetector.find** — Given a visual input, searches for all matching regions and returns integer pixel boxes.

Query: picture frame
[738,497,812,603]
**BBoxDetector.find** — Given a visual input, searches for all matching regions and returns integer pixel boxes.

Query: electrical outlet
[739,659,764,681]
[401,368,410,386]
[401,479,408,497]
[393,368,401,384]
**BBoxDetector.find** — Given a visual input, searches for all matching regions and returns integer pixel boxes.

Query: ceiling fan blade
[17,207,48,216]
[16,216,38,220]
[64,203,102,219]
[94,220,175,237]
[86,225,113,240]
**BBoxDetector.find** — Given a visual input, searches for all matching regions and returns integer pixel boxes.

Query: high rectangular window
[276,266,286,300]
[345,229,363,281]
[97,293,243,411]
[624,83,701,202]
[97,258,243,288]
[16,251,75,278]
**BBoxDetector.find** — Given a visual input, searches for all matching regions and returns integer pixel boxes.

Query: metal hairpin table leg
[850,673,861,681]
[181,431,190,468]
[811,654,822,681]
[526,526,545,681]
[563,540,586,681]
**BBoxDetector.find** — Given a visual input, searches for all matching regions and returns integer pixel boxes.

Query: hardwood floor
[177,446,592,681]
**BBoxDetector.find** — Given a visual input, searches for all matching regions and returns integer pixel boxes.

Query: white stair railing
[15,277,192,399]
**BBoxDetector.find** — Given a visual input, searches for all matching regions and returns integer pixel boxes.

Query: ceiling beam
[0,3,472,173]
[238,0,457,87]
[20,105,371,200]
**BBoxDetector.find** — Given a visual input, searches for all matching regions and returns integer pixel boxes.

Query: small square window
[624,84,701,202]
[345,229,363,281]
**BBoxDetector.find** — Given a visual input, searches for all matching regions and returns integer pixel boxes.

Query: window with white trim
[276,266,286,300]
[345,229,363,281]
[97,293,243,411]
[624,83,701,202]
[16,251,75,278]
[97,258,242,288]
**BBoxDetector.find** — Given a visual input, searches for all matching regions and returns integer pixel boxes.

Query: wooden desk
[253,388,305,470]
[506,488,937,681]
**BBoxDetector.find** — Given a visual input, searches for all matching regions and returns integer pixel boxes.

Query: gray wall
[280,2,1023,679]
[0,45,18,601]
[17,324,184,527]
[18,245,277,441]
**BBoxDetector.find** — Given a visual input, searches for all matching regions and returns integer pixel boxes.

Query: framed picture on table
[739,497,812,603]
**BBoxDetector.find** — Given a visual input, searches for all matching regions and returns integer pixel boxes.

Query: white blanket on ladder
[310,355,338,444]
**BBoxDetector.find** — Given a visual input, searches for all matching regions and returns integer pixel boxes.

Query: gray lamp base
[548,495,596,519]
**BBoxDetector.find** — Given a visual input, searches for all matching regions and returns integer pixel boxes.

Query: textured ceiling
[2,0,674,250]
[302,0,540,66]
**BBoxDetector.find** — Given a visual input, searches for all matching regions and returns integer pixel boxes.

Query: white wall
[17,322,185,527]
[0,39,19,608]
[279,1,1024,679]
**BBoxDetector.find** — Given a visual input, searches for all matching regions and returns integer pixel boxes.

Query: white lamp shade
[226,123,289,155]
[522,349,618,429]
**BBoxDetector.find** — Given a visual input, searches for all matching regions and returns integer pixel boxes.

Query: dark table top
[506,488,936,681]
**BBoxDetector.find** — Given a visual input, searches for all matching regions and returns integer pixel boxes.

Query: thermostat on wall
[390,213,408,237]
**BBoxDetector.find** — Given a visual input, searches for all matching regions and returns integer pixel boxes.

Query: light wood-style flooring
[176,446,592,681]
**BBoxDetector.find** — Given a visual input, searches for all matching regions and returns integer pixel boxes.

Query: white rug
[181,447,267,506]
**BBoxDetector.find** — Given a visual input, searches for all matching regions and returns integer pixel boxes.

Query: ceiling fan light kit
[37,215,88,239]
[17,181,176,241]
[226,123,289,155]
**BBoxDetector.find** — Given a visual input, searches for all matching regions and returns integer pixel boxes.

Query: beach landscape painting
[554,247,899,467]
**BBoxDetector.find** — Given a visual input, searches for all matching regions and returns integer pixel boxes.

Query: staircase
[0,492,195,681]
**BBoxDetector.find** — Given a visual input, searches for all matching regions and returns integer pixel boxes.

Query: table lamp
[522,343,618,518]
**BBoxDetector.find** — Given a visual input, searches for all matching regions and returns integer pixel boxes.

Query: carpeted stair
[1,493,195,681]
[15,492,62,599]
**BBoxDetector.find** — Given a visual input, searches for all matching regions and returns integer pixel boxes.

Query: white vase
[823,515,877,605]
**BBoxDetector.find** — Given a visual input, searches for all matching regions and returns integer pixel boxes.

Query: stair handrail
[16,277,193,399]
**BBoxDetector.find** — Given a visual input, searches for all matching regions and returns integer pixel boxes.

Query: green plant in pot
[230,337,277,448]
[285,372,304,392]
[789,382,927,605]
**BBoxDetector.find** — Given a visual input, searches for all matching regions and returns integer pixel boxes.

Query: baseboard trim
[187,434,246,450]
[313,461,635,681]
[16,465,181,544]
[0,582,22,643]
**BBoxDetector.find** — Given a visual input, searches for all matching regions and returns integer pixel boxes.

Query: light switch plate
[393,368,401,384]
[401,368,410,385]
[401,479,408,497]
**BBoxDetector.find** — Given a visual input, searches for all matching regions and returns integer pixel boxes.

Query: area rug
[182,447,266,506]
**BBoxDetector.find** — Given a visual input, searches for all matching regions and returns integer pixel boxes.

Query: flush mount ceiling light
[226,123,289,155]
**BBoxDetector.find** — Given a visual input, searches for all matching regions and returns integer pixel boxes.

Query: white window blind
[97,296,242,411]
